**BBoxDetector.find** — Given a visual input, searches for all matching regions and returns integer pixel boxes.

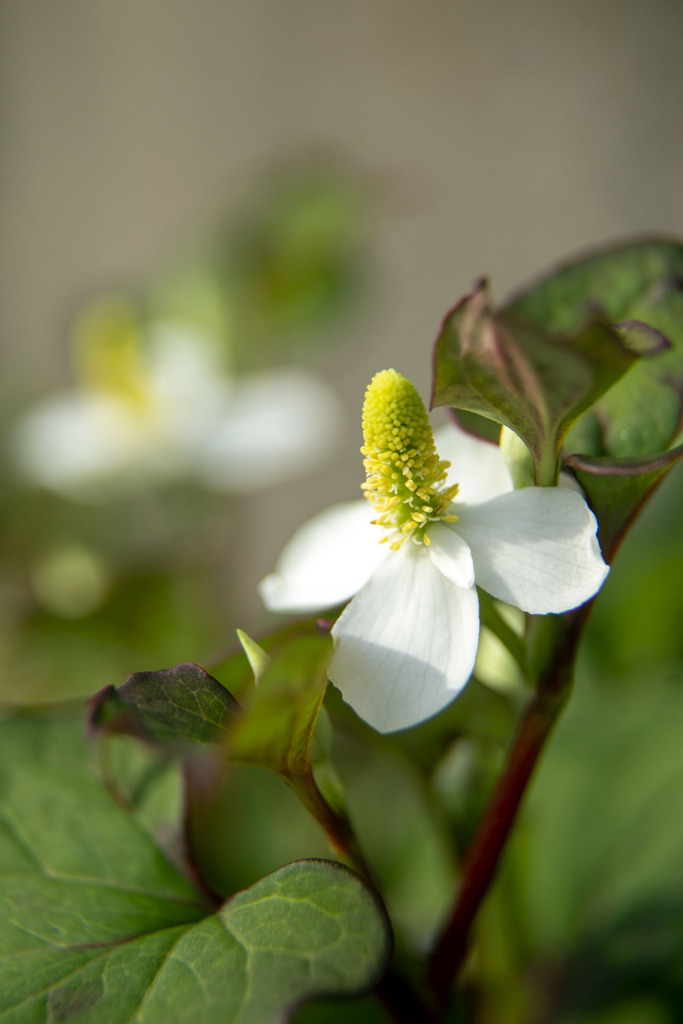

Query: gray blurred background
[2,0,683,636]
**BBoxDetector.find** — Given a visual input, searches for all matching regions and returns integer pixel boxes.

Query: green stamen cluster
[361,369,459,549]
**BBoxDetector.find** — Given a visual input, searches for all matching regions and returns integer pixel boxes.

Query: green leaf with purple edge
[229,632,333,779]
[564,445,683,562]
[89,662,241,748]
[0,709,392,1024]
[432,278,639,483]
[505,238,683,458]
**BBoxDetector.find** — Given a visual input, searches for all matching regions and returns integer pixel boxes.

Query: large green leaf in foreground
[0,710,391,1023]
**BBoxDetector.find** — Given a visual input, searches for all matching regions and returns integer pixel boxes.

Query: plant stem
[287,766,376,886]
[290,770,442,1023]
[534,445,561,489]
[427,607,589,1011]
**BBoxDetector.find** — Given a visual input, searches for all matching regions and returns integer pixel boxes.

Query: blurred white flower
[260,370,609,734]
[10,297,344,502]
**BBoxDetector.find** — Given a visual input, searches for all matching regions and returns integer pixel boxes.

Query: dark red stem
[427,608,589,1010]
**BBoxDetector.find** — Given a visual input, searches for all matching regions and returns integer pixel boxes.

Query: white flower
[10,298,343,502]
[259,369,609,734]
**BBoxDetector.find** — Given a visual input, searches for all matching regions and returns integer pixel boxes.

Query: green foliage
[432,278,639,484]
[221,169,369,365]
[148,163,371,371]
[210,617,328,701]
[0,710,391,1023]
[505,238,683,459]
[87,632,333,785]
[229,632,333,777]
[565,445,683,560]
[519,663,683,1020]
[434,240,683,553]
[89,662,241,746]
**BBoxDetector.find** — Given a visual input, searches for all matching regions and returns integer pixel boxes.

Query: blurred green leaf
[565,444,683,560]
[333,727,458,955]
[556,894,683,1023]
[519,662,683,1022]
[89,662,241,747]
[524,663,683,951]
[209,617,327,701]
[395,677,518,772]
[0,709,391,1023]
[229,633,333,779]
[432,279,638,484]
[103,733,185,851]
[226,633,363,876]
[220,168,369,366]
[505,239,683,458]
[432,736,504,855]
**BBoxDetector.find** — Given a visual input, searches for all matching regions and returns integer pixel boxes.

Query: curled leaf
[432,279,636,484]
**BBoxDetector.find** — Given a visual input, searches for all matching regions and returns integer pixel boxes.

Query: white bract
[259,369,609,734]
[11,298,343,502]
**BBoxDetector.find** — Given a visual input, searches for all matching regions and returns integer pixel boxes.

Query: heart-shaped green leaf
[0,709,391,1023]
[505,239,683,458]
[89,662,241,747]
[432,279,639,484]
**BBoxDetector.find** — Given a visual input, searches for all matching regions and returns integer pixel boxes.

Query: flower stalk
[286,764,376,886]
[426,604,592,1010]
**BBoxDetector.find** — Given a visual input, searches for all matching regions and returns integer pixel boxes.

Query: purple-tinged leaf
[89,662,241,748]
[432,279,637,484]
[565,444,683,561]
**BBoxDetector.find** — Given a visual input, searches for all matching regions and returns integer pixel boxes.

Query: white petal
[455,488,609,614]
[434,423,512,504]
[147,320,225,399]
[146,320,230,447]
[258,500,386,613]
[199,369,345,492]
[427,523,475,589]
[330,544,480,733]
[10,394,148,499]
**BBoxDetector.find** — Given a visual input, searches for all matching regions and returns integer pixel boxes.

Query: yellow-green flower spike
[72,296,149,409]
[361,369,459,549]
